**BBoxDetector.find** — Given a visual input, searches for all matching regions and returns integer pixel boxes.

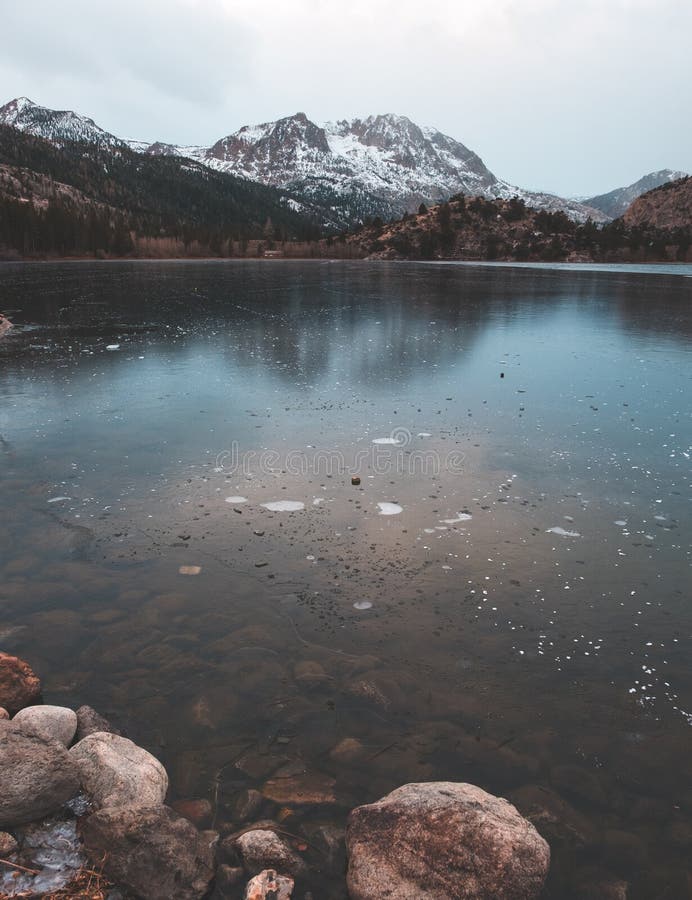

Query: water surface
[1,260,691,897]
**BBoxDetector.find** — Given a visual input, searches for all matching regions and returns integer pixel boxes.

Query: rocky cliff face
[622,176,692,229]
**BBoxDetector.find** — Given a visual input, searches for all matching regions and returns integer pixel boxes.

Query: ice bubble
[47,496,71,503]
[546,527,581,538]
[353,600,373,610]
[106,344,120,351]
[417,432,432,438]
[614,520,627,527]
[261,501,305,512]
[441,513,472,524]
[372,437,400,445]
[377,502,403,515]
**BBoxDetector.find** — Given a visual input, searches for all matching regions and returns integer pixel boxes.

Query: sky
[1,0,690,197]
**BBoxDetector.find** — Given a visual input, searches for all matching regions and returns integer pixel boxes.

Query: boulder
[346,781,550,900]
[70,731,168,810]
[244,869,294,900]
[75,704,119,741]
[12,705,78,746]
[234,829,307,878]
[80,804,214,900]
[0,722,80,826]
[0,653,41,714]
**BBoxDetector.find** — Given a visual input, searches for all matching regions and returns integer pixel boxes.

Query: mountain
[0,123,321,258]
[622,175,692,230]
[184,111,607,226]
[585,169,688,219]
[0,97,125,148]
[0,98,606,228]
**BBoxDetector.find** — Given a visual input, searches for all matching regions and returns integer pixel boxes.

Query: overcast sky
[2,0,689,197]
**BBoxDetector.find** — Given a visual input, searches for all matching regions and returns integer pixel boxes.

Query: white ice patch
[546,527,581,538]
[106,344,120,350]
[312,497,325,506]
[377,502,402,516]
[417,432,432,437]
[372,437,400,445]
[353,600,373,610]
[225,496,248,504]
[47,496,71,503]
[261,501,305,512]
[441,513,472,524]
[614,520,627,527]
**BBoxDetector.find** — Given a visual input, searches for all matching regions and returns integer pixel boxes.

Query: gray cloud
[1,0,689,195]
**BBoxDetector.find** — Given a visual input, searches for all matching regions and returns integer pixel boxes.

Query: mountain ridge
[0,98,609,227]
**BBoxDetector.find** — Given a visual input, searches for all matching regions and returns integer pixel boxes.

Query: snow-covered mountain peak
[0,97,122,148]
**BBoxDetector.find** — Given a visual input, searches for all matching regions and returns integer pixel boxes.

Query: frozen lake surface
[0,259,690,896]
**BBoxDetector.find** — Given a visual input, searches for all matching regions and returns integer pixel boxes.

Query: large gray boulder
[70,731,168,810]
[346,782,550,900]
[12,705,78,746]
[80,804,214,900]
[0,722,80,827]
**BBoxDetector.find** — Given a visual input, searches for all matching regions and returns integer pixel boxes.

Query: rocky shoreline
[0,651,551,899]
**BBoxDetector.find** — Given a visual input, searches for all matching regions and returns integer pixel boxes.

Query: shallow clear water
[1,260,691,897]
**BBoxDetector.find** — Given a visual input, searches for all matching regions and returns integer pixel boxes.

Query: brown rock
[0,653,41,714]
[509,783,598,848]
[346,781,550,900]
[330,736,366,765]
[262,772,336,806]
[75,705,119,741]
[232,788,264,824]
[216,863,245,897]
[80,804,214,900]
[0,721,80,826]
[0,708,9,720]
[171,798,213,828]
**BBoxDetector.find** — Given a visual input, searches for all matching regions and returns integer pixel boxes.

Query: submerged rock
[75,704,119,741]
[261,772,336,807]
[234,828,307,878]
[70,731,168,810]
[0,653,41,714]
[244,869,294,900]
[12,705,78,746]
[0,723,80,827]
[346,781,550,900]
[171,798,213,829]
[80,804,215,900]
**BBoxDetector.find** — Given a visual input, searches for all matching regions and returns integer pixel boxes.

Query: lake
[1,260,691,897]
